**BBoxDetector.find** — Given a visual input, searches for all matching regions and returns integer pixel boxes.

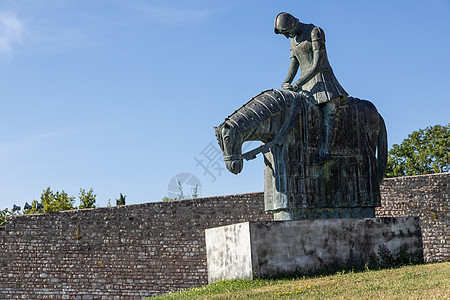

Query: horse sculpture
[215,89,387,220]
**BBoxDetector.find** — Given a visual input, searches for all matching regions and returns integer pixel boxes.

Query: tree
[116,193,126,206]
[41,187,75,212]
[191,184,199,199]
[2,187,97,220]
[162,181,186,201]
[28,187,76,213]
[386,123,450,178]
[25,187,78,214]
[176,180,185,200]
[162,182,200,201]
[0,208,11,227]
[78,188,96,209]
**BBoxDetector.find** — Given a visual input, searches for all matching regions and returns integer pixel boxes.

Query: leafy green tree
[40,187,75,212]
[0,208,12,227]
[116,193,126,206]
[25,187,75,214]
[78,188,96,209]
[3,187,97,219]
[386,123,450,178]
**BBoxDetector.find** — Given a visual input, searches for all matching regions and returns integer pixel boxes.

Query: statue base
[273,207,376,220]
[205,217,423,283]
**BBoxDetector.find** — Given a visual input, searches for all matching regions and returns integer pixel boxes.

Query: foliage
[0,208,12,227]
[386,123,450,178]
[148,261,450,300]
[177,180,185,200]
[191,184,199,199]
[78,188,96,209]
[162,182,199,202]
[21,187,96,215]
[162,181,184,201]
[24,187,75,214]
[116,193,126,206]
[1,187,108,220]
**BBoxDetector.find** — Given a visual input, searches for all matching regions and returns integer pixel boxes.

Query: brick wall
[0,173,448,298]
[376,173,450,262]
[0,193,271,299]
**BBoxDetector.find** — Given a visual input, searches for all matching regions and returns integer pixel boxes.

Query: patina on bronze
[275,12,349,165]
[215,13,387,220]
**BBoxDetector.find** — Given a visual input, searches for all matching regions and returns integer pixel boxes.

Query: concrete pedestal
[205,217,422,283]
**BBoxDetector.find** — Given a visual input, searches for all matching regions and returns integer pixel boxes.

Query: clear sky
[0,0,449,210]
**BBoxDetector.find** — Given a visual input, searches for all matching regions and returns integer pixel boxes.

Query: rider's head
[274,12,299,38]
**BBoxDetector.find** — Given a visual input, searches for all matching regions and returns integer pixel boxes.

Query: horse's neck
[242,109,287,143]
[237,89,306,143]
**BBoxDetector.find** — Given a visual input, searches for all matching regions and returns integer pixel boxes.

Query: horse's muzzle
[227,160,243,175]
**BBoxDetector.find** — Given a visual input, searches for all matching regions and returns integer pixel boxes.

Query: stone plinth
[205,217,422,283]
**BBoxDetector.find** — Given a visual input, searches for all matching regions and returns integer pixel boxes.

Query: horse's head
[214,121,243,175]
[214,89,296,175]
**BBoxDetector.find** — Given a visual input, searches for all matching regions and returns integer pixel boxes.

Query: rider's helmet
[274,12,299,34]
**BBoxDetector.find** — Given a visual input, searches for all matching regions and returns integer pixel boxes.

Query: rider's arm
[282,47,299,90]
[282,59,299,89]
[291,27,323,90]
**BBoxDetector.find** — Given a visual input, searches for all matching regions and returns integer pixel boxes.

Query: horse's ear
[212,126,217,131]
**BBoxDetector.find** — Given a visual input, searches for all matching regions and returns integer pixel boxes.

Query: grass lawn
[148,261,449,299]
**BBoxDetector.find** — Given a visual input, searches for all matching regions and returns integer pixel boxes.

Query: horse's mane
[216,89,298,135]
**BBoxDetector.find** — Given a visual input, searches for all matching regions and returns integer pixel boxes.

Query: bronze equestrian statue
[215,13,387,220]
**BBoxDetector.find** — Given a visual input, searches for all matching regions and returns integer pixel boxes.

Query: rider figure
[274,12,348,164]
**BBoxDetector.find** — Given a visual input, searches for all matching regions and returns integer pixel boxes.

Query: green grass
[147,261,450,299]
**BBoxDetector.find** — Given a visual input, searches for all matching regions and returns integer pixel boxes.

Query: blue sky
[0,0,449,210]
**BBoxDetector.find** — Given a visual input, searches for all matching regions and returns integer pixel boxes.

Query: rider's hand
[298,90,307,97]
[298,89,314,102]
[281,82,294,90]
[291,84,301,92]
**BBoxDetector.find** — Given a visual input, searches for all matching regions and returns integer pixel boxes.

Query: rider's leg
[313,101,338,164]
